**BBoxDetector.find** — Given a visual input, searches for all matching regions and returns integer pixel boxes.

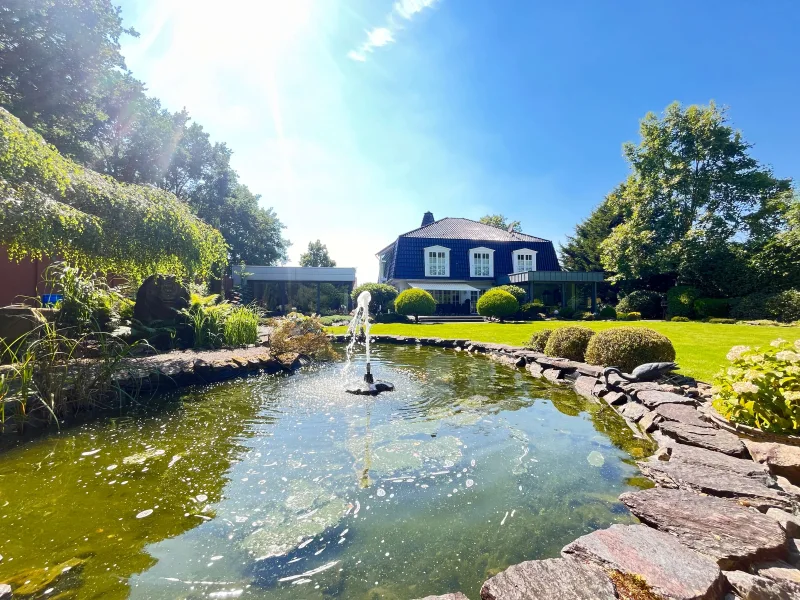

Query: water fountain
[345,291,394,395]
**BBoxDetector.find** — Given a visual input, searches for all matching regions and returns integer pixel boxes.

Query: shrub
[351,283,399,314]
[625,312,642,321]
[269,313,338,360]
[223,305,260,346]
[181,294,230,349]
[616,312,629,321]
[585,327,676,373]
[671,316,690,322]
[764,290,800,323]
[667,286,700,319]
[709,318,737,324]
[557,306,576,320]
[694,298,730,319]
[373,313,410,324]
[519,301,545,320]
[730,293,769,320]
[598,305,617,320]
[527,329,553,353]
[394,289,436,323]
[477,288,519,322]
[544,326,595,361]
[319,314,352,326]
[118,297,135,320]
[616,290,664,319]
[581,312,595,321]
[712,339,800,433]
[497,285,526,304]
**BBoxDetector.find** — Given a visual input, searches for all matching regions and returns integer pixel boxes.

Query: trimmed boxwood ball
[394,289,436,323]
[497,284,526,303]
[477,288,519,322]
[585,326,676,373]
[544,326,595,361]
[527,329,553,352]
[625,311,642,321]
[598,305,617,320]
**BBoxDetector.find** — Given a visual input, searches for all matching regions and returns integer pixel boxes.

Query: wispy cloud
[348,0,439,61]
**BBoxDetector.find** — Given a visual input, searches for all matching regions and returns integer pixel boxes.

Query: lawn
[328,321,799,382]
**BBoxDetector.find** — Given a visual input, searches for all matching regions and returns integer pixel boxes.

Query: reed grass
[223,305,260,346]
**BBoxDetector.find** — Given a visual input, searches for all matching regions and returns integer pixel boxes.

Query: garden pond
[0,345,654,599]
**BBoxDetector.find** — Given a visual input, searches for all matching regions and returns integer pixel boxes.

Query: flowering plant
[712,338,800,433]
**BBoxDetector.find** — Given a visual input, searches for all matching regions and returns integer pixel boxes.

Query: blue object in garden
[41,294,63,306]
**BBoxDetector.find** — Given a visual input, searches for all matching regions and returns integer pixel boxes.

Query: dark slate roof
[400,218,551,243]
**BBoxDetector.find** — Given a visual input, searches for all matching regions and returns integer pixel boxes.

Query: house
[376,212,603,314]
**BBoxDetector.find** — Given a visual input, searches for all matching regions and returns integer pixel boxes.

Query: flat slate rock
[666,443,771,481]
[542,369,564,384]
[655,403,714,428]
[574,375,598,400]
[602,390,626,406]
[765,508,800,538]
[639,456,794,513]
[754,560,800,585]
[619,402,651,423]
[416,594,470,600]
[619,488,787,570]
[480,557,616,600]
[744,440,800,485]
[658,421,747,456]
[724,570,800,600]
[638,390,697,409]
[562,524,724,600]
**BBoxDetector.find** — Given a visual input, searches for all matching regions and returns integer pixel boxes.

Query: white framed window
[378,254,387,281]
[513,248,537,273]
[424,245,450,277]
[468,247,494,277]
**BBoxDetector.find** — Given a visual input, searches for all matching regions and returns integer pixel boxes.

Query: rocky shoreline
[328,333,800,600]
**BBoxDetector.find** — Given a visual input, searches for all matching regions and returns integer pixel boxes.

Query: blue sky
[117,0,799,282]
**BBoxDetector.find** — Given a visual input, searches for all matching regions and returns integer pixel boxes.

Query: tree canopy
[300,240,336,267]
[479,214,521,232]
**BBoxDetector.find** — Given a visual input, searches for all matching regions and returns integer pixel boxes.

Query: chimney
[421,211,435,226]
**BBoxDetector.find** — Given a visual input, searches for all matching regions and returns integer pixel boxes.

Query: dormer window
[469,247,494,277]
[424,245,450,277]
[513,249,537,273]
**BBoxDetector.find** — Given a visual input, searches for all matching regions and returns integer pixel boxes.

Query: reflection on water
[0,345,653,599]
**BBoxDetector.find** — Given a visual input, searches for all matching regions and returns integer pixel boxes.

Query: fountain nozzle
[364,362,374,384]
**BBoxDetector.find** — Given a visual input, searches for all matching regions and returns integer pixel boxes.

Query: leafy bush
[477,288,519,322]
[694,298,729,319]
[712,339,800,433]
[394,289,436,323]
[373,313,410,324]
[544,326,595,361]
[581,312,595,321]
[519,301,545,320]
[224,305,260,346]
[764,290,800,323]
[709,318,737,324]
[616,290,664,319]
[616,312,629,321]
[671,316,690,322]
[269,313,338,360]
[557,306,576,320]
[497,285,526,303]
[350,283,399,314]
[667,286,700,318]
[527,329,553,353]
[625,312,642,321]
[118,297,135,320]
[181,293,230,349]
[585,327,676,373]
[598,305,617,320]
[730,293,769,320]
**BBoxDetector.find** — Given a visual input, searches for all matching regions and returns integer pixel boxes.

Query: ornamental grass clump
[584,327,676,373]
[712,339,800,433]
[527,329,553,353]
[223,305,260,346]
[544,326,595,361]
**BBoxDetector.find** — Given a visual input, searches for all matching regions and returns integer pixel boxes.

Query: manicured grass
[328,321,799,382]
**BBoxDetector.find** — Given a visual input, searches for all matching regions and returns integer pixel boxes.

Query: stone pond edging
[328,333,800,600]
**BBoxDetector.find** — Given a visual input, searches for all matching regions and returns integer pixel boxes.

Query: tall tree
[600,102,792,282]
[300,240,336,267]
[479,214,521,232]
[0,0,136,161]
[560,191,624,272]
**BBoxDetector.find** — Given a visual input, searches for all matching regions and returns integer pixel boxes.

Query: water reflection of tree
[0,376,281,599]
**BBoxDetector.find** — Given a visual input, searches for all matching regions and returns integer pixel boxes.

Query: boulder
[658,421,747,457]
[619,488,787,570]
[638,455,794,513]
[765,508,800,538]
[574,376,598,400]
[743,440,800,485]
[542,369,564,384]
[724,570,800,600]
[527,362,544,377]
[619,402,650,423]
[602,391,627,406]
[0,304,47,352]
[776,475,800,499]
[638,390,697,409]
[480,557,616,600]
[639,410,662,433]
[133,274,189,324]
[655,403,714,428]
[562,524,724,600]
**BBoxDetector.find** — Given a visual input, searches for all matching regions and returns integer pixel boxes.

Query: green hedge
[0,108,227,280]
[477,288,519,321]
[671,316,690,322]
[585,327,676,373]
[667,286,699,318]
[544,326,595,361]
[616,290,663,319]
[694,298,729,319]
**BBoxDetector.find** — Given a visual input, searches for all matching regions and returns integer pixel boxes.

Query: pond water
[0,345,653,600]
